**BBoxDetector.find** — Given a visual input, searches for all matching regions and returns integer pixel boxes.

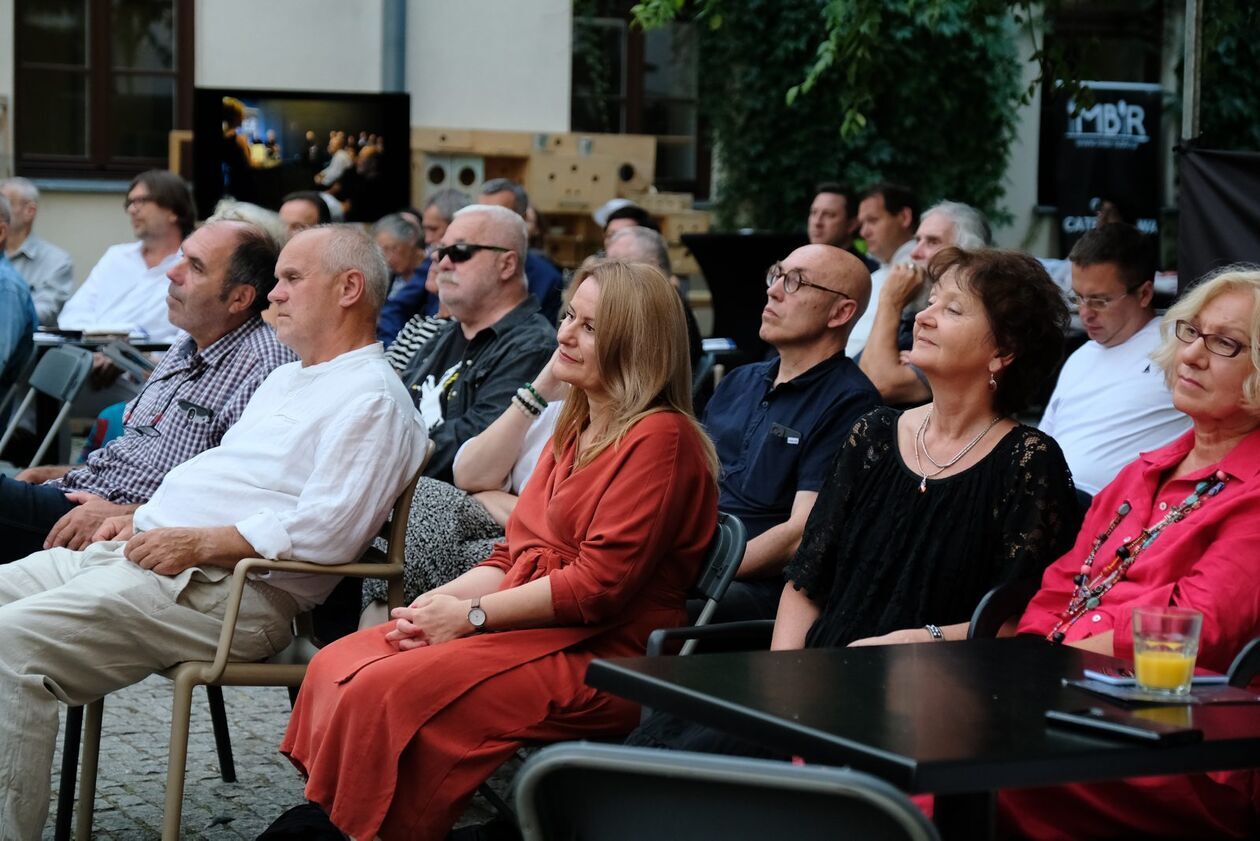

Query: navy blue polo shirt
[704,352,881,539]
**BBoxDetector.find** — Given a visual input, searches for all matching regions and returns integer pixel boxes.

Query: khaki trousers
[0,542,298,840]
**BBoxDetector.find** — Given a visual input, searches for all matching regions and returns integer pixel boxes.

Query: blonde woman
[276,261,719,840]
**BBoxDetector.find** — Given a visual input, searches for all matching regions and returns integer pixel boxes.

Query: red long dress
[280,411,718,840]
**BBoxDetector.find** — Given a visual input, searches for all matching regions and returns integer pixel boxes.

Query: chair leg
[205,685,237,783]
[54,706,84,841]
[75,699,104,841]
[288,684,300,707]
[477,781,516,821]
[162,672,197,841]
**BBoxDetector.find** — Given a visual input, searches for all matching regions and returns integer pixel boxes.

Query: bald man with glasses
[400,204,556,482]
[1040,223,1191,495]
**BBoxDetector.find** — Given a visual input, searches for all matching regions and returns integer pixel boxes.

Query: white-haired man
[859,200,992,405]
[402,204,557,481]
[0,177,73,326]
[0,225,427,837]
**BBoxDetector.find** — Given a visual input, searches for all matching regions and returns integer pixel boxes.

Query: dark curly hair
[927,247,1069,415]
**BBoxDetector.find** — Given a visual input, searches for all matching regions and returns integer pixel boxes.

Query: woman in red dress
[279,259,719,840]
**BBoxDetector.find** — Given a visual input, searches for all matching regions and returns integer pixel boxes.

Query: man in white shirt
[1039,223,1191,495]
[58,170,193,343]
[0,177,74,326]
[0,225,428,837]
[848,183,919,354]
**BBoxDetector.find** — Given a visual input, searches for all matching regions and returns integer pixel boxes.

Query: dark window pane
[656,139,696,183]
[571,96,624,134]
[110,74,174,157]
[111,0,175,70]
[643,99,697,137]
[643,24,696,99]
[571,19,625,98]
[17,70,88,156]
[19,0,88,67]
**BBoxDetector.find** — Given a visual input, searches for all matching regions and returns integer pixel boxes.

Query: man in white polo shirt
[58,170,192,342]
[1039,223,1191,496]
[0,225,427,837]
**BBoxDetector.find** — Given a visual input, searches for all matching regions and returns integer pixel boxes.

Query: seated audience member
[860,200,992,405]
[58,170,193,343]
[401,204,556,481]
[373,213,428,344]
[0,221,295,561]
[600,201,658,247]
[278,191,331,242]
[0,224,426,839]
[478,178,565,323]
[701,244,881,621]
[383,260,454,374]
[848,183,919,354]
[361,356,565,625]
[629,248,1081,753]
[995,268,1260,839]
[1039,223,1191,495]
[380,188,472,327]
[1,177,73,325]
[314,131,354,188]
[0,194,37,405]
[207,199,286,246]
[604,225,703,367]
[276,259,718,841]
[807,182,879,272]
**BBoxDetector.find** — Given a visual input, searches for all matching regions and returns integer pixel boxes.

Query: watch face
[468,607,487,628]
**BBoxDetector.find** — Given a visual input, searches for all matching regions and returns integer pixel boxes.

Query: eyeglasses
[1174,319,1248,358]
[433,243,510,264]
[123,195,155,211]
[765,264,851,298]
[1068,291,1129,311]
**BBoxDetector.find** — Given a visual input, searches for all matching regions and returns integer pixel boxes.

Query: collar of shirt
[9,235,40,262]
[469,295,543,346]
[758,350,848,397]
[163,316,270,377]
[1136,425,1260,485]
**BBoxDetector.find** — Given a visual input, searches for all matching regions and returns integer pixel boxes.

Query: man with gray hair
[859,199,992,405]
[0,193,38,402]
[604,225,703,368]
[402,204,556,481]
[377,191,473,342]
[0,223,427,837]
[479,178,565,323]
[0,177,73,325]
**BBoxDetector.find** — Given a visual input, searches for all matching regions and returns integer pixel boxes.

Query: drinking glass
[1132,607,1203,696]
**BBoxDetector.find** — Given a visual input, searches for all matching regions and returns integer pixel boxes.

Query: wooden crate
[526,153,620,214]
[638,191,694,215]
[669,244,701,277]
[536,132,656,196]
[411,127,474,152]
[660,210,711,244]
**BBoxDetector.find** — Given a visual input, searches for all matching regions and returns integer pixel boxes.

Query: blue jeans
[0,476,76,563]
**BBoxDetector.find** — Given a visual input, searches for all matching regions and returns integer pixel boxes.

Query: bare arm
[736,491,817,579]
[770,582,821,651]
[15,465,72,484]
[387,567,557,649]
[858,264,930,405]
[471,490,517,527]
[848,621,970,646]
[452,353,565,492]
[1066,629,1114,656]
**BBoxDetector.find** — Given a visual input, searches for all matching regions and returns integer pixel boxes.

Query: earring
[988,374,997,392]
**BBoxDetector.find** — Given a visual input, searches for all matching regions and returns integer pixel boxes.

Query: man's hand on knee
[45,493,137,550]
[124,526,255,575]
[14,464,72,484]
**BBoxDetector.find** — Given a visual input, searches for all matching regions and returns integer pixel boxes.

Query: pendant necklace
[913,407,1003,493]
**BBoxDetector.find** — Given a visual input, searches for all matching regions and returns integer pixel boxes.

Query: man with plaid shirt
[0,220,294,562]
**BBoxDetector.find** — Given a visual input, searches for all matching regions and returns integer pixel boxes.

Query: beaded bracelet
[523,382,548,408]
[515,386,545,414]
[512,393,541,417]
[924,624,945,641]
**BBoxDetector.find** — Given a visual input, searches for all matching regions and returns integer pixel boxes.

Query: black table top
[587,637,1260,795]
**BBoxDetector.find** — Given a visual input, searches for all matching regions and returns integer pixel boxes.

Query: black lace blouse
[788,407,1082,649]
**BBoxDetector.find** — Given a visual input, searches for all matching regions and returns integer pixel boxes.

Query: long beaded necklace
[913,407,1003,493]
[1046,470,1229,644]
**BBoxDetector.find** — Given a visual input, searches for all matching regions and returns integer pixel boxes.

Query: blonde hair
[551,260,719,476]
[1150,265,1260,415]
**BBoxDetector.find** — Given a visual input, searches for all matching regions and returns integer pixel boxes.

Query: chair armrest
[967,577,1041,640]
[1228,636,1260,688]
[646,620,776,657]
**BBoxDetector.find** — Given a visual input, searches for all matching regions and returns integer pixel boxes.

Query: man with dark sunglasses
[0,221,295,562]
[401,204,556,482]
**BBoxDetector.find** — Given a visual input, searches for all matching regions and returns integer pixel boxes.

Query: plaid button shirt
[56,316,296,504]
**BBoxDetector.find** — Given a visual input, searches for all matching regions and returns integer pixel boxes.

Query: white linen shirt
[1039,318,1191,495]
[58,241,180,341]
[134,343,428,609]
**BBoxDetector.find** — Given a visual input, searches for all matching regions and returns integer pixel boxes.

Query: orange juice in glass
[1132,607,1202,696]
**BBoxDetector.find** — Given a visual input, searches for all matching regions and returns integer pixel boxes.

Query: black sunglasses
[433,243,510,264]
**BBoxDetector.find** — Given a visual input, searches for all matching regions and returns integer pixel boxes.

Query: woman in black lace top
[630,247,1082,753]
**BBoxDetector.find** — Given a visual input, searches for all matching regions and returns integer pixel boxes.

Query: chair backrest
[690,513,747,623]
[1228,636,1260,688]
[516,742,941,841]
[29,345,95,402]
[966,576,1041,640]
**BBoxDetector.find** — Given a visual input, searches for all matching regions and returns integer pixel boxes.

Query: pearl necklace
[913,407,1003,493]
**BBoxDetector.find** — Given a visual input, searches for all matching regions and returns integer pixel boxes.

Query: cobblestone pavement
[44,677,503,840]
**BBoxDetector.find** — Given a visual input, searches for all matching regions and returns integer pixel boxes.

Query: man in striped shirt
[0,220,295,562]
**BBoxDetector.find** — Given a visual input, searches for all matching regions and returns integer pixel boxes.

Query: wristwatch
[467,597,487,632]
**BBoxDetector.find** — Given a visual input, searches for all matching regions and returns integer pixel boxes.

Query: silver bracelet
[924,624,945,641]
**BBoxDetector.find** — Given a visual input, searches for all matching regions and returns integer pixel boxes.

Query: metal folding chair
[0,345,93,471]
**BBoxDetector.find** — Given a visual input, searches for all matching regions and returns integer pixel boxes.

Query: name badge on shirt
[177,399,214,424]
[770,423,802,446]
